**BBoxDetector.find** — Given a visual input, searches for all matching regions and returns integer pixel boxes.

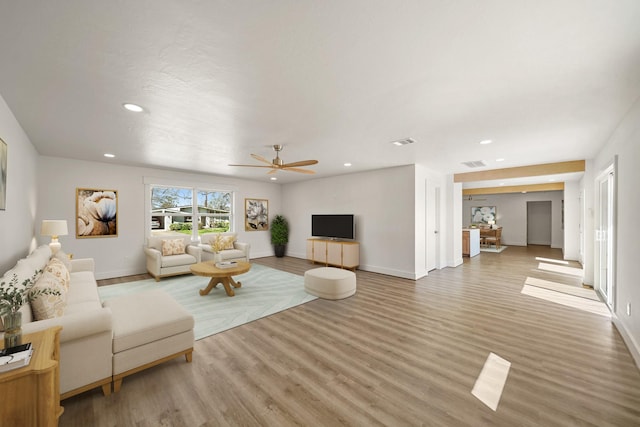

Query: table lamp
[41,220,68,254]
[488,220,496,229]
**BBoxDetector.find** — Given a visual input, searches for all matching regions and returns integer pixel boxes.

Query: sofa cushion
[30,259,70,320]
[218,249,245,261]
[148,235,190,252]
[67,271,102,305]
[160,253,197,268]
[64,299,103,315]
[103,289,194,353]
[161,239,186,256]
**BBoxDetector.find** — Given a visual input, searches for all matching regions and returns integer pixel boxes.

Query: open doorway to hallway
[526,200,552,246]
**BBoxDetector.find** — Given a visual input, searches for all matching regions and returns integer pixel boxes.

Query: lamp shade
[41,220,68,237]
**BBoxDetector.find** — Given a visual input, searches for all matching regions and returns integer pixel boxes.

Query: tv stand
[306,238,359,271]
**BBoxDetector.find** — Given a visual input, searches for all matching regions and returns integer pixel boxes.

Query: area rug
[480,246,508,253]
[97,264,317,340]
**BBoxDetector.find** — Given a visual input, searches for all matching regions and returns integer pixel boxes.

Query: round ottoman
[304,267,356,300]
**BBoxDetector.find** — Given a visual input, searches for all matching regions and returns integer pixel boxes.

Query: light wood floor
[60,246,640,426]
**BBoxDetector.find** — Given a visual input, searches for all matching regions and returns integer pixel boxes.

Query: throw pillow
[162,239,186,256]
[44,258,71,291]
[30,260,69,320]
[222,235,236,250]
[53,250,73,272]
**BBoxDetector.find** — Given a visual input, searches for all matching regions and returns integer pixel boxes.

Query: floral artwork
[245,198,268,231]
[76,188,118,238]
[0,138,6,210]
[471,206,496,224]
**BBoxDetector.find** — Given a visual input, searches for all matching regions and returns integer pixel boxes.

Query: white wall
[282,165,420,279]
[592,95,640,367]
[462,191,564,248]
[0,94,40,274]
[36,156,282,279]
[563,180,581,261]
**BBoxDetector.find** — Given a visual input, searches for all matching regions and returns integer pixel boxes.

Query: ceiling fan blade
[228,164,276,169]
[266,169,278,174]
[281,167,316,174]
[250,154,273,165]
[281,159,318,168]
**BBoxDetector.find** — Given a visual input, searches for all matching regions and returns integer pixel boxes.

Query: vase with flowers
[0,270,59,348]
[209,233,227,264]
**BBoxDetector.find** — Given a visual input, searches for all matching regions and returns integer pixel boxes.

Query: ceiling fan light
[123,103,144,112]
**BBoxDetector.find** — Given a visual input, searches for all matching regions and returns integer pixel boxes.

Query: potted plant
[270,214,289,258]
[0,270,58,348]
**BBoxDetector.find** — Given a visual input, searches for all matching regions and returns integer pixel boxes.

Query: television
[311,214,355,240]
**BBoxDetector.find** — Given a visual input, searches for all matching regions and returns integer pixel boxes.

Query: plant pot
[274,244,286,258]
[3,311,22,349]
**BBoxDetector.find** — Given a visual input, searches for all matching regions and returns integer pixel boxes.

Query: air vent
[391,138,415,146]
[462,160,487,168]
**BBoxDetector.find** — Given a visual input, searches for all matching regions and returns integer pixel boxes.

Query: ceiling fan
[229,145,318,174]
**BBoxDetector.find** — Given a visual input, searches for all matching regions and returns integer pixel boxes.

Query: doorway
[527,201,552,245]
[425,180,440,272]
[595,161,616,309]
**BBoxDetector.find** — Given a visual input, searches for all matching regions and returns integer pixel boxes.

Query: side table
[0,326,63,427]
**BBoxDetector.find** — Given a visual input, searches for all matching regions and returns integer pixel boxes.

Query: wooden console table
[306,238,359,270]
[0,326,63,427]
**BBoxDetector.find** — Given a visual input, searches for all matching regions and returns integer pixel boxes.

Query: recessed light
[123,103,144,112]
[344,163,352,167]
[104,153,115,158]
[479,139,493,145]
[496,158,505,162]
[391,138,415,146]
[270,177,277,181]
[522,191,527,194]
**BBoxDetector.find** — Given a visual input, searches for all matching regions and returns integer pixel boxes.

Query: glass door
[596,165,615,309]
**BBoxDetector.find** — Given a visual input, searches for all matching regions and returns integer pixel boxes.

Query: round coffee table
[190,261,251,297]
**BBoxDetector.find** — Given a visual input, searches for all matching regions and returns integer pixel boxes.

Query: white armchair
[144,234,202,281]
[198,232,250,263]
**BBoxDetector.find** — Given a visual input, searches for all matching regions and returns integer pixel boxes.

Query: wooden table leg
[229,277,242,289]
[220,277,235,296]
[199,277,220,296]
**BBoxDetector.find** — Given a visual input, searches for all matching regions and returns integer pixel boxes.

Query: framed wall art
[244,198,268,231]
[0,138,7,210]
[76,188,118,238]
[471,206,496,224]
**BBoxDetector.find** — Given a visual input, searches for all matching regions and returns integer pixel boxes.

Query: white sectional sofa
[0,245,113,399]
[1,244,195,400]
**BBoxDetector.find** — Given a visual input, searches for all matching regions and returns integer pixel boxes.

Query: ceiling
[1,1,639,185]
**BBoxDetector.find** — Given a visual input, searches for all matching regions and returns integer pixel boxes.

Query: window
[150,186,233,236]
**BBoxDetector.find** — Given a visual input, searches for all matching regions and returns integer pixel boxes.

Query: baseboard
[611,313,640,370]
[95,267,145,280]
[358,264,417,280]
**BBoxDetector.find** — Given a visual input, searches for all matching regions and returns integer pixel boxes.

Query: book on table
[0,342,34,372]
[215,261,238,269]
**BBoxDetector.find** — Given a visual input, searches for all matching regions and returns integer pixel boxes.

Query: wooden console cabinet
[307,238,359,270]
[0,326,63,427]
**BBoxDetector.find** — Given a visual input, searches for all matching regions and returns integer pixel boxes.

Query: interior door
[425,181,440,272]
[596,165,615,309]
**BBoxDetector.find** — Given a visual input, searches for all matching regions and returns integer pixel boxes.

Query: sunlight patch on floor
[471,352,511,411]
[521,285,610,317]
[537,262,584,278]
[524,277,599,301]
[535,257,569,265]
